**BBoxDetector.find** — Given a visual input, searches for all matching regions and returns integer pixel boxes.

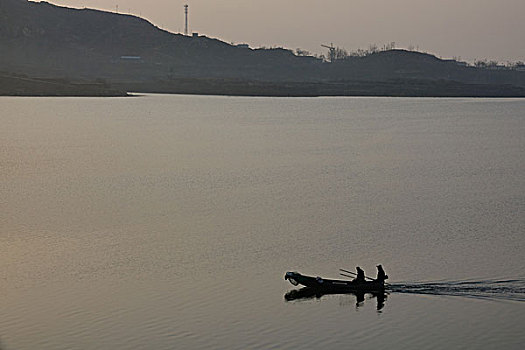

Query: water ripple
[390,278,525,302]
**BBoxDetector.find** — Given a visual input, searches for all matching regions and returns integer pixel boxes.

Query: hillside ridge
[1,0,524,96]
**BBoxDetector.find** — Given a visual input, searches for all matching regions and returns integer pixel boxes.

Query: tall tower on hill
[184,4,189,36]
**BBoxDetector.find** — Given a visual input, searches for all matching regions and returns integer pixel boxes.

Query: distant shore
[119,78,525,98]
[2,73,525,98]
[3,1,525,99]
[0,73,128,97]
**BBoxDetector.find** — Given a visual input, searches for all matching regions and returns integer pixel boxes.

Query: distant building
[236,44,250,49]
[120,56,142,60]
[118,56,144,63]
[192,32,199,38]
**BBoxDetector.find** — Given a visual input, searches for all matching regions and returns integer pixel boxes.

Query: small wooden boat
[285,271,386,292]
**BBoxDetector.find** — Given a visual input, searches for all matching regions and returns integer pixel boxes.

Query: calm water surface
[1,95,524,349]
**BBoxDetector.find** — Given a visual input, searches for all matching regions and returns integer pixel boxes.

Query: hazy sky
[38,0,525,62]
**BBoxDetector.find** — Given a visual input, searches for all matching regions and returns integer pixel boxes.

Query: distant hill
[1,0,524,96]
[324,50,525,88]
[0,0,319,81]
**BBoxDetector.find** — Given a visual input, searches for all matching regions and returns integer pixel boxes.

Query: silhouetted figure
[376,264,388,282]
[354,266,365,283]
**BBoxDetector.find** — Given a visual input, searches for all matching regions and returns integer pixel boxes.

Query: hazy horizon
[31,0,525,63]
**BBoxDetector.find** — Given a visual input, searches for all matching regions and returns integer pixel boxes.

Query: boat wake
[389,279,525,302]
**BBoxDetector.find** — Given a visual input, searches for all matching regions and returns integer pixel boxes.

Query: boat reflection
[284,287,388,311]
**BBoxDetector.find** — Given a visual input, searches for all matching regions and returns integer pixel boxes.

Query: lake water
[1,95,524,349]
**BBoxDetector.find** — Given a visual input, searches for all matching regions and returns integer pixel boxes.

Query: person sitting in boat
[354,266,366,283]
[376,264,388,282]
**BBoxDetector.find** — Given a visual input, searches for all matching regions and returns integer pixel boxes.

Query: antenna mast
[184,4,189,35]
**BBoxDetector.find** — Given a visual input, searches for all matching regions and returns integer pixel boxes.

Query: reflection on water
[285,288,388,311]
[390,279,525,302]
[285,278,525,315]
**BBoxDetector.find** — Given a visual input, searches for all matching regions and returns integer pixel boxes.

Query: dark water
[1,95,524,349]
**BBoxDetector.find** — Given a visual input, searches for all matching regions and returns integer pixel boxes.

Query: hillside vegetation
[1,0,524,96]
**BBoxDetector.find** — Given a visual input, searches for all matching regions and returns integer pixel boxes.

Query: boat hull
[285,271,385,292]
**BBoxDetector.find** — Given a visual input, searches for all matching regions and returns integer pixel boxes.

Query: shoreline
[2,74,524,98]
[0,73,128,97]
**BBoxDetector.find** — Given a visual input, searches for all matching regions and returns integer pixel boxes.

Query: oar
[339,268,375,281]
[339,272,355,279]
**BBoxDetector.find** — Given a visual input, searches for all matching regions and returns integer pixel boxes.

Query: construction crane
[321,43,336,63]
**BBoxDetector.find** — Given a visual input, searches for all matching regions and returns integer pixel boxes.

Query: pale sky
[35,0,525,62]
